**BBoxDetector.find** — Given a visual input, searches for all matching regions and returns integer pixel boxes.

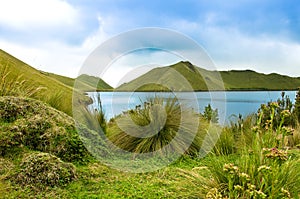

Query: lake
[88,91,297,124]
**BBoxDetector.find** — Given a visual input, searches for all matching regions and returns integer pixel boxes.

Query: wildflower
[263,148,288,161]
[255,190,267,198]
[258,165,271,172]
[281,110,291,118]
[234,185,243,191]
[223,163,239,174]
[281,127,294,136]
[239,172,250,181]
[251,126,259,133]
[245,189,254,197]
[281,188,291,198]
[247,183,256,190]
[270,102,279,109]
[206,188,223,199]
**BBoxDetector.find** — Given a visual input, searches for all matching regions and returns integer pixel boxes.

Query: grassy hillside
[0,49,75,115]
[116,62,222,91]
[44,72,113,91]
[116,61,300,91]
[0,49,113,114]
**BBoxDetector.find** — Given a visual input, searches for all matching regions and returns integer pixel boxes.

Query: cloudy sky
[1,0,300,87]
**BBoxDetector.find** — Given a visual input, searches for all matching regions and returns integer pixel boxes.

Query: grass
[107,96,207,156]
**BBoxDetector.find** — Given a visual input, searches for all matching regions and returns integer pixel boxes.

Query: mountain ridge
[116,61,300,91]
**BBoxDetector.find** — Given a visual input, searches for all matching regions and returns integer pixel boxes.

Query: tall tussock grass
[107,96,204,156]
[0,61,44,97]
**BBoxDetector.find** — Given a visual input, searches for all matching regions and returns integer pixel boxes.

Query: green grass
[116,61,300,91]
[1,94,300,198]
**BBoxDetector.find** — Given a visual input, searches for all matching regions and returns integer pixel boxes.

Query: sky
[0,0,300,87]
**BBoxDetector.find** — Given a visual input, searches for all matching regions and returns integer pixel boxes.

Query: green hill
[116,61,300,91]
[0,49,112,115]
[42,72,113,91]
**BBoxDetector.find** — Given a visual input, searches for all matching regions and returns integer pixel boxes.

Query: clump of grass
[107,96,202,156]
[13,152,76,189]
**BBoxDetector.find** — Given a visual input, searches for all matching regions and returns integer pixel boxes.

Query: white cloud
[0,0,78,29]
[169,19,300,77]
[0,13,110,78]
[204,27,300,77]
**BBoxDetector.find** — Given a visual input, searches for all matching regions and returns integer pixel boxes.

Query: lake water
[89,91,297,124]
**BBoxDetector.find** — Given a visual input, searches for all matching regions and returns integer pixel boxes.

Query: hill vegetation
[117,61,300,91]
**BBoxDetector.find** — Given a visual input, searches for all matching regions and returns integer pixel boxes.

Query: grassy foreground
[1,93,300,198]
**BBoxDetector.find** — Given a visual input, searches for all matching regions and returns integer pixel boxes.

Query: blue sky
[0,0,300,86]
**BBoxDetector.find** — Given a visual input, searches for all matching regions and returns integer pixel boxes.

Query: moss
[14,152,76,188]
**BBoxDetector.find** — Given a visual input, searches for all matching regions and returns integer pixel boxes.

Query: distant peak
[180,61,196,72]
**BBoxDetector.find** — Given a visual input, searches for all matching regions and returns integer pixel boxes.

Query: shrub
[14,152,76,188]
[203,104,219,123]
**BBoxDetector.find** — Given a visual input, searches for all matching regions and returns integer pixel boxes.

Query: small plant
[294,88,300,123]
[203,104,219,123]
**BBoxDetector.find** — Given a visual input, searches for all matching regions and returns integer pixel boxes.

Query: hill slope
[0,49,112,115]
[43,72,113,91]
[116,61,300,91]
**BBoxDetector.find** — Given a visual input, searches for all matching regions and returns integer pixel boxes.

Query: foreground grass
[1,94,300,198]
[0,155,209,198]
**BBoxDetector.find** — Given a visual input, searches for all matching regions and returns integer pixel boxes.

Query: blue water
[89,91,297,124]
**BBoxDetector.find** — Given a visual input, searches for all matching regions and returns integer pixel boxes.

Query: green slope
[0,49,112,115]
[42,72,113,91]
[116,61,223,91]
[116,61,300,91]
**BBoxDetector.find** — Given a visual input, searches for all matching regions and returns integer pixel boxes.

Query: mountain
[0,49,112,115]
[116,61,300,91]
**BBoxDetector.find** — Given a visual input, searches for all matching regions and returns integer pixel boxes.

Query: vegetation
[117,61,300,91]
[0,96,93,163]
[14,152,77,188]
[0,51,299,198]
[107,97,208,156]
[203,103,219,123]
